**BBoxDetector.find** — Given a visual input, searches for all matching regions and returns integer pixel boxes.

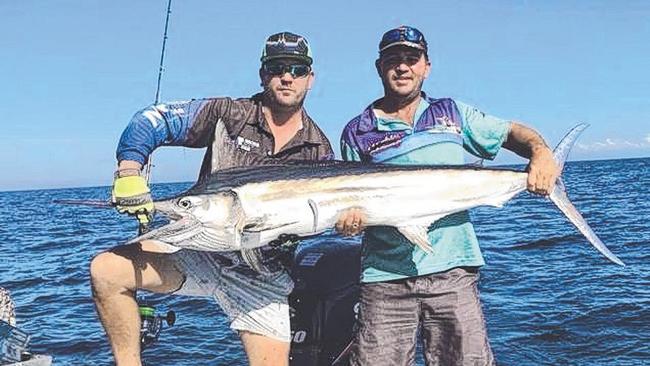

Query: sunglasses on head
[380,27,427,51]
[263,63,311,78]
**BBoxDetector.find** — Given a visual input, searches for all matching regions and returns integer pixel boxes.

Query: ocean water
[0,157,648,365]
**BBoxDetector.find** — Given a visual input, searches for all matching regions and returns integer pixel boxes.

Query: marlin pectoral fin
[239,220,302,249]
[397,225,433,253]
[307,199,319,232]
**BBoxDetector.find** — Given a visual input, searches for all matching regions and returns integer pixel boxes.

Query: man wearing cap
[90,31,340,366]
[339,26,559,365]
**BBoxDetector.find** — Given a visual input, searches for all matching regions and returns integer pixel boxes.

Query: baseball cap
[261,31,313,65]
[379,26,428,54]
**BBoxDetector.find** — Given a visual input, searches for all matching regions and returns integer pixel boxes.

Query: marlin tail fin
[548,124,625,266]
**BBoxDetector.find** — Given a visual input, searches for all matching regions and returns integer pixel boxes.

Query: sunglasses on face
[263,63,311,78]
[380,52,424,67]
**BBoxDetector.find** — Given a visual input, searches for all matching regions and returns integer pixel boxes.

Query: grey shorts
[170,249,294,342]
[350,267,495,366]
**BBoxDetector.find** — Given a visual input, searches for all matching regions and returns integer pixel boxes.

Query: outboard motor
[288,239,361,366]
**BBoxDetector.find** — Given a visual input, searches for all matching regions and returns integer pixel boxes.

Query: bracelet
[114,169,142,178]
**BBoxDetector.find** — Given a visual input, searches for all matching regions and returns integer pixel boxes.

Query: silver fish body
[233,167,526,250]
[131,123,625,266]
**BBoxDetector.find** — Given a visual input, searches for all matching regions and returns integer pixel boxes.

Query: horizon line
[1,155,648,194]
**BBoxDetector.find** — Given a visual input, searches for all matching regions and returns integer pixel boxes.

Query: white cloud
[576,136,650,151]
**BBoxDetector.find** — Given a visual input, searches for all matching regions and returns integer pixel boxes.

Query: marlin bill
[130,123,625,266]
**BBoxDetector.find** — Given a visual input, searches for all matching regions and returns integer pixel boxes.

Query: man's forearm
[502,121,559,195]
[502,122,549,159]
[116,100,210,166]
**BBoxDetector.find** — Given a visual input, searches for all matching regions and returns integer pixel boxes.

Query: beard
[263,86,308,112]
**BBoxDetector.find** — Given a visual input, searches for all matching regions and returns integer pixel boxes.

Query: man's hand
[335,207,367,237]
[527,145,560,196]
[112,173,154,225]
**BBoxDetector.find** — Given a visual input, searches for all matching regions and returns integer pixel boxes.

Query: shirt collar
[357,91,435,133]
[250,92,324,146]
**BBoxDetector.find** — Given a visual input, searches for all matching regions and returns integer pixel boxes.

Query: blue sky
[1,1,649,191]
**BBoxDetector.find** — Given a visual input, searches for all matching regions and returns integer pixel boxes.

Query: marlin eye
[177,198,193,209]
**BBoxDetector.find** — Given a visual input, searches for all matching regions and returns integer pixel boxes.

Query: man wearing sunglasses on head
[91,32,342,366]
[339,26,559,365]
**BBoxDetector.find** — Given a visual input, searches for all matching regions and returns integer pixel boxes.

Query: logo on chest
[433,116,462,134]
[366,133,405,155]
[236,136,261,152]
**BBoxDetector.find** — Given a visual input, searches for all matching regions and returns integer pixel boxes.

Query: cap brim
[261,54,313,65]
[379,41,426,53]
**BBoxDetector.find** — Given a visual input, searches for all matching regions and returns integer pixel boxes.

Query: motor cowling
[288,238,361,366]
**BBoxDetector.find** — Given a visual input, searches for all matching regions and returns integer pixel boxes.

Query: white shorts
[170,249,294,342]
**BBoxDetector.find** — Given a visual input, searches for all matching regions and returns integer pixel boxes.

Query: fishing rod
[143,0,173,184]
[137,0,173,238]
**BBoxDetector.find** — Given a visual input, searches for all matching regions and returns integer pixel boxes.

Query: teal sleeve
[456,100,511,160]
[340,140,362,162]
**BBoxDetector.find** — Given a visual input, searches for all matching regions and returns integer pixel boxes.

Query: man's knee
[240,331,289,366]
[91,243,184,296]
[90,251,135,296]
